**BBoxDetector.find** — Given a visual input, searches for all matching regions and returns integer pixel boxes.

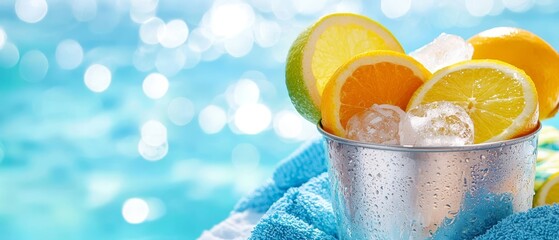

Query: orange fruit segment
[321,50,431,137]
[468,27,559,120]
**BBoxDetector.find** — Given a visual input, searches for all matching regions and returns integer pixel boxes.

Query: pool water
[0,0,558,239]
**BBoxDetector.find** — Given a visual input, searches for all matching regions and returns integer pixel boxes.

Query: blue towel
[250,173,336,240]
[205,138,559,240]
[475,204,559,240]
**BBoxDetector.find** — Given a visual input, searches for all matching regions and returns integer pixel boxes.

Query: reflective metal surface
[319,123,541,239]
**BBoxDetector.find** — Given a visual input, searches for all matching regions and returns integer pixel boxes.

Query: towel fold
[234,181,285,213]
[250,173,335,240]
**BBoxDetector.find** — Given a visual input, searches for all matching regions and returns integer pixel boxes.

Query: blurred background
[0,0,558,239]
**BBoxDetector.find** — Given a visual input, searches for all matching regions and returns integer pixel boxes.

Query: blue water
[1,0,559,239]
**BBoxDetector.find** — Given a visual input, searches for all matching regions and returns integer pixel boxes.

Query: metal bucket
[319,123,541,240]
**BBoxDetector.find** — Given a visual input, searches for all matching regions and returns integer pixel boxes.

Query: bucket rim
[317,121,542,152]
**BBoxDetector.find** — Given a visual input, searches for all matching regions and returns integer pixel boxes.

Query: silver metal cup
[319,123,541,240]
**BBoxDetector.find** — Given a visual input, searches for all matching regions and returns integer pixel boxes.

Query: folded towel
[250,173,336,240]
[233,181,285,214]
[475,204,559,240]
[202,136,559,240]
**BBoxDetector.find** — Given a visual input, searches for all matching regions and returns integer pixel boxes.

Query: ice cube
[346,104,406,145]
[409,33,474,73]
[399,101,474,146]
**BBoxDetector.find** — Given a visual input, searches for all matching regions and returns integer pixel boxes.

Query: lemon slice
[321,51,430,137]
[408,60,539,143]
[286,13,404,123]
[535,172,559,206]
[469,27,559,120]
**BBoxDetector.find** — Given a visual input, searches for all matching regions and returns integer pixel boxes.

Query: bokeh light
[271,0,295,20]
[224,29,254,58]
[199,105,227,134]
[141,120,167,146]
[84,64,112,93]
[71,0,97,22]
[167,97,195,126]
[122,198,150,224]
[129,0,159,24]
[138,120,169,161]
[130,6,156,24]
[209,1,255,38]
[187,28,214,52]
[0,42,20,68]
[55,39,84,70]
[158,19,189,48]
[142,73,169,99]
[465,0,494,17]
[273,110,303,139]
[19,50,48,82]
[381,0,412,19]
[15,0,48,23]
[138,139,168,161]
[233,103,272,135]
[233,79,260,105]
[254,20,281,48]
[140,17,165,45]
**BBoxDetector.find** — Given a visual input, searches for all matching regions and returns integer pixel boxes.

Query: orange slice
[321,50,431,137]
